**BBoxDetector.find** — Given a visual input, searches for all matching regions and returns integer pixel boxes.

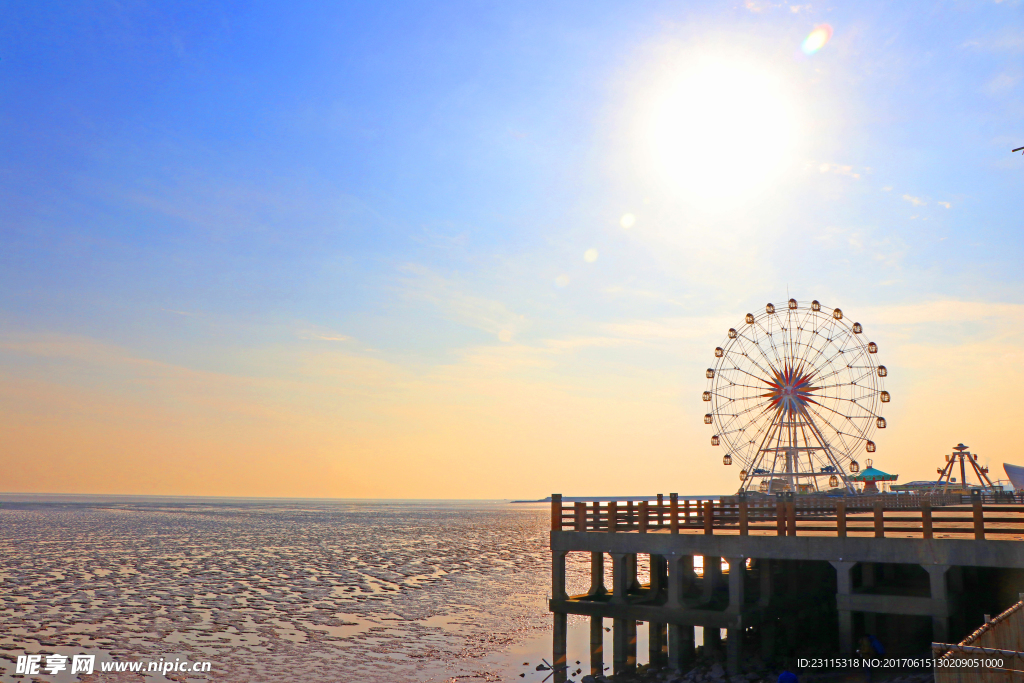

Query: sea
[0,496,666,683]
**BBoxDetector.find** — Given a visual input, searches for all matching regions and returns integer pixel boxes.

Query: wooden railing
[549,494,1024,541]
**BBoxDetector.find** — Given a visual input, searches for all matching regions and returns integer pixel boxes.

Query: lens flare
[802,24,833,55]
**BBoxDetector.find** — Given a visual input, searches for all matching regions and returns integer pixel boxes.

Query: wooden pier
[548,492,1024,679]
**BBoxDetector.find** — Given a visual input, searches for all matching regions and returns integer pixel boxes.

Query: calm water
[0,497,599,683]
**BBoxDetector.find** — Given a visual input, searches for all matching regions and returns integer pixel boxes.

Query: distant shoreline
[510,495,721,504]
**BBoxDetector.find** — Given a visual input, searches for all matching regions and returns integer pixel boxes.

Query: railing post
[922,501,933,540]
[551,494,563,531]
[703,500,714,535]
[786,499,796,537]
[670,494,679,534]
[837,500,847,538]
[974,501,985,541]
[593,501,601,531]
[873,501,884,538]
[608,501,618,534]
[684,500,691,527]
[657,494,664,528]
[639,501,649,533]
[626,500,635,531]
[575,502,586,532]
[776,499,786,536]
[739,500,748,536]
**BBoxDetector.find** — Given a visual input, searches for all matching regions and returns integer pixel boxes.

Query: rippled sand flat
[0,499,584,682]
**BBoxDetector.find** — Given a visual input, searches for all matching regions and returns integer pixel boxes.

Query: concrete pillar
[627,553,640,591]
[668,554,694,605]
[726,557,745,614]
[862,562,876,589]
[589,616,604,677]
[726,627,742,675]
[830,561,856,654]
[925,564,951,644]
[758,558,773,607]
[703,555,722,603]
[786,559,800,594]
[552,550,568,600]
[588,552,606,596]
[667,623,695,671]
[650,554,667,595]
[611,553,629,604]
[626,619,637,671]
[613,618,629,674]
[553,612,568,683]
[649,622,667,668]
[760,620,776,658]
[705,625,723,659]
[948,566,964,593]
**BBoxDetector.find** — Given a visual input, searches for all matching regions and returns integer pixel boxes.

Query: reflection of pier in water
[547,493,1024,679]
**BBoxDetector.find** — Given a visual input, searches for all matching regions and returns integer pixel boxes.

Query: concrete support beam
[613,617,629,674]
[705,625,722,659]
[552,550,568,601]
[830,561,856,654]
[925,564,951,644]
[760,620,776,658]
[627,553,640,591]
[862,562,876,589]
[758,558,773,607]
[589,616,604,677]
[649,622,667,668]
[667,554,694,606]
[667,623,695,672]
[626,618,637,671]
[726,627,742,675]
[588,552,606,596]
[726,557,745,614]
[650,554,667,595]
[703,555,722,603]
[611,553,629,604]
[836,592,937,616]
[553,612,568,683]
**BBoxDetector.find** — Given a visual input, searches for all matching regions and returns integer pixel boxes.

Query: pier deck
[547,493,1024,679]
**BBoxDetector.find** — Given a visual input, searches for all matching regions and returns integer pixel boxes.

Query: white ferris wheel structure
[703,299,889,494]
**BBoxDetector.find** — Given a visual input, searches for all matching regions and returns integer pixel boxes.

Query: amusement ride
[703,298,888,494]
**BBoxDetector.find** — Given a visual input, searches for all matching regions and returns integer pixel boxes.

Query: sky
[1,1,1022,499]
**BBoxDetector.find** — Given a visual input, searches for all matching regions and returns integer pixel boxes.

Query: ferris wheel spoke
[737,328,782,376]
[720,364,774,386]
[733,335,778,378]
[804,400,873,443]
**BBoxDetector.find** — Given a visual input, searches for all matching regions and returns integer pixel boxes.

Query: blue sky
[1,1,1022,497]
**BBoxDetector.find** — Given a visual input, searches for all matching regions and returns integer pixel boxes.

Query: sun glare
[644,58,799,204]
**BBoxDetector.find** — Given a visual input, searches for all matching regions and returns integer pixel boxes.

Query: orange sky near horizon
[3,300,1022,499]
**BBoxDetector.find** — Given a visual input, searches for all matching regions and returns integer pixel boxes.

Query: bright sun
[645,58,800,203]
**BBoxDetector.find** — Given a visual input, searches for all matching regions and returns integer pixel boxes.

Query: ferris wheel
[702,299,889,494]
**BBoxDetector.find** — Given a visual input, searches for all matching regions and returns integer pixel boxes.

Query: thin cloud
[902,194,926,206]
[397,263,527,341]
[297,331,351,342]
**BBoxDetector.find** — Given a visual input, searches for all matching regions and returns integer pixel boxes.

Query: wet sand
[0,498,584,682]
